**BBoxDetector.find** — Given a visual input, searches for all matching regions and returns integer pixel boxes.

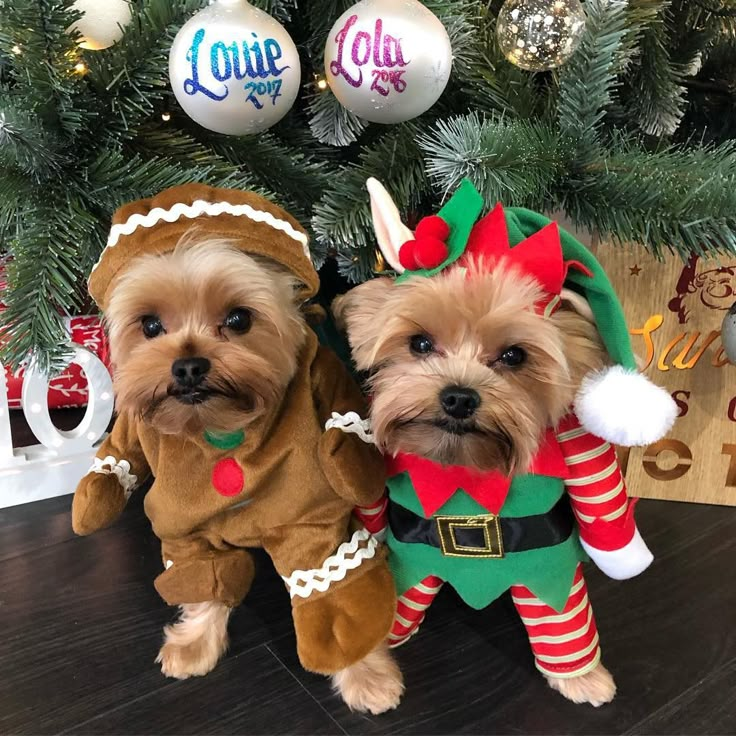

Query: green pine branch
[625,8,689,136]
[568,137,736,257]
[307,88,367,147]
[311,125,428,279]
[557,0,629,150]
[0,98,63,178]
[0,192,97,374]
[419,112,567,210]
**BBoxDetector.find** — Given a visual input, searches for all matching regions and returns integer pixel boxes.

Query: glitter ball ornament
[496,0,586,71]
[169,0,301,136]
[722,303,736,364]
[69,0,133,50]
[324,0,453,124]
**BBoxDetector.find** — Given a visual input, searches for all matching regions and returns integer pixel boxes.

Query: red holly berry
[415,216,450,242]
[399,240,419,270]
[414,238,449,269]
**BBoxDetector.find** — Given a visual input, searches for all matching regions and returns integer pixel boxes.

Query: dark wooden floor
[3,411,736,735]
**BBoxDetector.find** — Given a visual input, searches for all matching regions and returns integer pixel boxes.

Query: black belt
[388,496,574,558]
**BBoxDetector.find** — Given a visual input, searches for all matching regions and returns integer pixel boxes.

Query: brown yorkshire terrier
[106,239,304,438]
[335,263,605,476]
[72,185,401,715]
[329,176,664,708]
[335,264,618,706]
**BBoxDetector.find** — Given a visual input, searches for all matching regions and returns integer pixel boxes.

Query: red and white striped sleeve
[354,496,389,538]
[556,414,653,580]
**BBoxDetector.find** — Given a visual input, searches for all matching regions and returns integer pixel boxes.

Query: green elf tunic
[386,429,586,613]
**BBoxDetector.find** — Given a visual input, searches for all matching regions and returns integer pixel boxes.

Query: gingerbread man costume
[71,184,395,675]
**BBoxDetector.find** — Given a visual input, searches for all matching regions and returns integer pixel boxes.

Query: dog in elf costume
[336,179,677,707]
[71,184,404,714]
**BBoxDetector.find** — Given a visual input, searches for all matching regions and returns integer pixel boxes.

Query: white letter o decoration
[21,347,114,454]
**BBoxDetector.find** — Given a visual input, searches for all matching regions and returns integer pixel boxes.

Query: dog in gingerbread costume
[71,184,403,714]
[336,179,678,706]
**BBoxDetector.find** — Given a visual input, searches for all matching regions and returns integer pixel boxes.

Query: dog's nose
[440,386,480,419]
[172,357,210,387]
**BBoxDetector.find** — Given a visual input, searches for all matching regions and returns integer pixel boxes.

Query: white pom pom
[574,366,677,447]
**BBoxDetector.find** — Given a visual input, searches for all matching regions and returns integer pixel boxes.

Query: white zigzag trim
[92,199,310,272]
[324,411,374,444]
[89,455,138,499]
[281,528,378,599]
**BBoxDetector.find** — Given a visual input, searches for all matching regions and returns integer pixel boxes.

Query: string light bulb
[11,45,21,55]
[374,250,386,273]
[74,61,88,74]
[161,112,172,122]
[317,77,328,91]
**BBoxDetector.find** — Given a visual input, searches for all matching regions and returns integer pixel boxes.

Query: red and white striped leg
[388,576,444,648]
[511,564,601,679]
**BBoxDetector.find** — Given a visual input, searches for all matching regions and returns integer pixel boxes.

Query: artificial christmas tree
[1,0,736,374]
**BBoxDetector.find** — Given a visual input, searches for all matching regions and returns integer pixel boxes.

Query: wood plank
[2,469,736,734]
[626,660,736,735]
[276,500,736,735]
[0,494,311,734]
[63,645,344,736]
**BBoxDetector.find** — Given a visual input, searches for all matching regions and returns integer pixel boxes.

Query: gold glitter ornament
[496,0,586,71]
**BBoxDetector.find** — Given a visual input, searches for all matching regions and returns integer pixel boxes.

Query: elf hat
[89,183,319,310]
[366,177,677,447]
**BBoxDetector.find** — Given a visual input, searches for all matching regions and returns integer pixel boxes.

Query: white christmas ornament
[496,0,586,71]
[70,0,133,51]
[169,0,301,136]
[324,0,453,124]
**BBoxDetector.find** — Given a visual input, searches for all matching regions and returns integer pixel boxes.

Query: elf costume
[354,179,677,679]
[71,184,396,676]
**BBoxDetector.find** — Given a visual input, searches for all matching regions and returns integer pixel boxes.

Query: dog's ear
[559,287,595,322]
[332,278,395,370]
[552,288,607,388]
[366,178,413,274]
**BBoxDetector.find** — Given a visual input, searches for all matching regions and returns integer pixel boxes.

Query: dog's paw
[156,637,222,679]
[155,601,230,680]
[332,645,404,715]
[545,662,616,707]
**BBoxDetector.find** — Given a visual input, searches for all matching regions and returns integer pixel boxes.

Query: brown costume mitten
[291,556,396,674]
[72,473,129,536]
[267,523,395,675]
[71,412,148,535]
[312,347,386,506]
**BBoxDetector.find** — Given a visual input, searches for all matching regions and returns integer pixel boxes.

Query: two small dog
[75,180,666,713]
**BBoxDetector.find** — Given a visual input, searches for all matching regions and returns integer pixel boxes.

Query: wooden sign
[590,240,736,506]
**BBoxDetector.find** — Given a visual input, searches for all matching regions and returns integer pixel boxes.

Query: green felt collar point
[203,428,246,450]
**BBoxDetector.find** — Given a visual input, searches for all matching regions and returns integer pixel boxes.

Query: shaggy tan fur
[545,663,617,707]
[334,260,606,474]
[335,259,615,707]
[105,235,401,709]
[105,238,306,435]
[332,644,405,714]
[156,601,232,679]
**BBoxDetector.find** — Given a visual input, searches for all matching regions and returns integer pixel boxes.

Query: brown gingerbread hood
[89,183,319,310]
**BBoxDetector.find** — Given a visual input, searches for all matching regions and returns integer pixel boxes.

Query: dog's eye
[224,307,252,334]
[499,346,526,367]
[141,315,164,339]
[409,334,434,355]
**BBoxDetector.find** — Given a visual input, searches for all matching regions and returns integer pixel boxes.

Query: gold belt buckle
[435,514,504,558]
